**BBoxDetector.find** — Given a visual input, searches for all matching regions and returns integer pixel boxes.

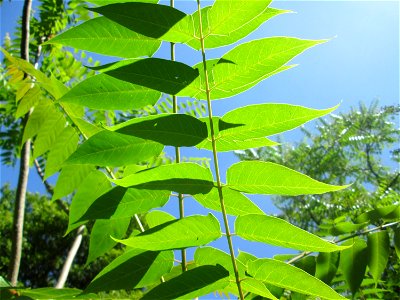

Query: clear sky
[1,0,399,290]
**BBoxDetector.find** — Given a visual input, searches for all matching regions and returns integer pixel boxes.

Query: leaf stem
[196,1,244,299]
[170,0,187,273]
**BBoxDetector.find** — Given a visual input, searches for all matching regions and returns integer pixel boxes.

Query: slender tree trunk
[55,226,85,288]
[8,0,33,286]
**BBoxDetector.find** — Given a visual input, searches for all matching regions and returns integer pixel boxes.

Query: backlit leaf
[111,162,214,195]
[146,210,175,228]
[19,288,85,299]
[142,265,229,300]
[193,187,263,216]
[59,73,161,110]
[77,186,170,221]
[67,171,112,234]
[113,214,221,250]
[85,249,173,293]
[46,17,160,58]
[88,0,158,5]
[235,214,348,252]
[339,237,368,295]
[367,230,390,282]
[45,126,79,179]
[86,218,131,265]
[106,58,199,95]
[64,130,163,167]
[248,259,345,299]
[110,114,208,147]
[16,85,43,118]
[227,161,349,195]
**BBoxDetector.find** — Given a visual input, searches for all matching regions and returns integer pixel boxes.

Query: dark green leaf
[85,249,173,293]
[394,227,400,259]
[113,214,221,250]
[367,230,390,282]
[111,162,214,195]
[339,237,368,295]
[355,205,400,224]
[315,252,340,285]
[110,114,208,147]
[106,58,199,95]
[86,218,131,265]
[64,130,163,167]
[142,265,229,300]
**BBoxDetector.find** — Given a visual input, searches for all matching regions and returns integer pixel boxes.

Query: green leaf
[47,17,160,58]
[85,249,173,293]
[90,3,195,44]
[111,162,214,195]
[77,186,170,221]
[194,246,245,278]
[188,3,287,49]
[197,104,337,151]
[19,288,86,299]
[241,278,278,300]
[227,161,349,195]
[293,256,316,276]
[86,218,131,265]
[88,0,158,5]
[16,85,43,118]
[113,214,221,250]
[367,230,390,282]
[235,214,348,252]
[181,38,324,100]
[105,58,199,95]
[193,187,264,216]
[67,171,112,234]
[52,165,95,200]
[64,130,163,167]
[315,252,340,285]
[45,126,79,179]
[355,204,400,223]
[237,250,258,266]
[110,114,208,147]
[59,73,161,110]
[22,99,52,144]
[142,265,229,300]
[394,227,400,260]
[247,259,345,299]
[339,237,368,295]
[146,210,175,228]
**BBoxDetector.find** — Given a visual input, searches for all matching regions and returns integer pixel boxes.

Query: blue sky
[1,0,399,290]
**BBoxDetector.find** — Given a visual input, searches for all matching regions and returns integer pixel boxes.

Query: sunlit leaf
[113,214,221,250]
[193,187,263,216]
[85,249,173,293]
[235,214,348,252]
[111,162,214,195]
[355,204,400,224]
[146,210,175,228]
[59,73,161,110]
[248,259,345,299]
[227,161,349,195]
[64,130,163,167]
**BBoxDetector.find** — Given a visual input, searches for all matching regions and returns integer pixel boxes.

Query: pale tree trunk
[8,0,33,286]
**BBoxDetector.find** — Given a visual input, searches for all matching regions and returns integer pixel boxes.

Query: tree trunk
[7,0,33,286]
[55,226,85,288]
